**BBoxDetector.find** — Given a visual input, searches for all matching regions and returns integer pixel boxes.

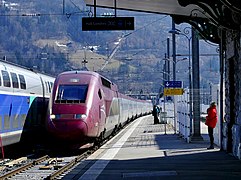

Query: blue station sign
[164,81,182,88]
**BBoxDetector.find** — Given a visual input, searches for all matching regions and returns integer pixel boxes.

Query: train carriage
[46,71,152,146]
[0,60,55,148]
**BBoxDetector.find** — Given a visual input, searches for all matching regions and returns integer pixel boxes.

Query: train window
[10,72,19,88]
[45,81,49,93]
[1,70,11,87]
[50,82,53,89]
[98,89,102,99]
[101,77,111,88]
[19,74,26,89]
[49,82,53,92]
[55,84,88,103]
[48,82,51,92]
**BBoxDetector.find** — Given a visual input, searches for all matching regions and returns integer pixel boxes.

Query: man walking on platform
[152,105,160,124]
[205,102,218,149]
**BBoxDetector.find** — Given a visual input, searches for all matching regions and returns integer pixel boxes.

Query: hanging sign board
[164,81,182,88]
[82,17,134,31]
[164,88,184,96]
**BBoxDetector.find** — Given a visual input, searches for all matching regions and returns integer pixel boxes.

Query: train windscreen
[55,85,88,103]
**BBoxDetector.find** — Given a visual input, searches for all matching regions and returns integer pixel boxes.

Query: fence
[176,88,191,142]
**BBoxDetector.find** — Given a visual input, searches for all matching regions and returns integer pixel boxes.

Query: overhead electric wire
[0,1,169,70]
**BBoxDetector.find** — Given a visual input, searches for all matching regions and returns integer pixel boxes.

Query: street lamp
[163,57,189,89]
[163,57,188,86]
[169,26,193,138]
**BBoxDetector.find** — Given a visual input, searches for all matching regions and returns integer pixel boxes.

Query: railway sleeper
[5,157,28,167]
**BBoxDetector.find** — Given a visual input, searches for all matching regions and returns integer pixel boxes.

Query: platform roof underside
[84,0,206,18]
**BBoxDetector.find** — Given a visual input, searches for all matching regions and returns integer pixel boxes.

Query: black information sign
[82,17,134,31]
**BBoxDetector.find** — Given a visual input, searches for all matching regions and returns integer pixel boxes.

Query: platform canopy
[83,0,207,18]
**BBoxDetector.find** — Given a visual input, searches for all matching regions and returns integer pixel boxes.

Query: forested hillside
[0,0,219,94]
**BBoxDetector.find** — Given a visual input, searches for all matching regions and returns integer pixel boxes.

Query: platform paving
[64,115,241,180]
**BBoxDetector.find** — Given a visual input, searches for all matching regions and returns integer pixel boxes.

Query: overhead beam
[84,0,207,18]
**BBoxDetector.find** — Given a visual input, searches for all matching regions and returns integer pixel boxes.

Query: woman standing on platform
[205,102,218,149]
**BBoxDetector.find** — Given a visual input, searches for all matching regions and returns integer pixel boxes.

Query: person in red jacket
[205,102,218,149]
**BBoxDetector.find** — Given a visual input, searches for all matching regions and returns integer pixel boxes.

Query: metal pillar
[167,38,170,81]
[172,20,177,133]
[172,21,176,81]
[188,29,192,139]
[191,28,203,141]
[219,29,225,150]
[168,26,193,140]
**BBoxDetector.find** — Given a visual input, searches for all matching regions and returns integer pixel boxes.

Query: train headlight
[50,114,56,119]
[76,114,87,119]
[50,114,60,119]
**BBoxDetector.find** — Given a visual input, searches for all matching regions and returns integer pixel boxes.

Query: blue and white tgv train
[0,60,55,147]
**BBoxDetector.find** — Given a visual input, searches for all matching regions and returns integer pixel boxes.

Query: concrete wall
[224,30,241,159]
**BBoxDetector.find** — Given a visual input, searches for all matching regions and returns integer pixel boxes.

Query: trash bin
[159,112,167,124]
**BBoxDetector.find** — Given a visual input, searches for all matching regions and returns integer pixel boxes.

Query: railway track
[0,120,127,179]
[0,143,103,180]
[0,153,90,180]
[0,155,49,179]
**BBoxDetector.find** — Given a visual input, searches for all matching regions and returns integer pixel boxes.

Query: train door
[115,91,121,128]
[0,69,14,146]
[97,88,106,137]
[109,90,120,132]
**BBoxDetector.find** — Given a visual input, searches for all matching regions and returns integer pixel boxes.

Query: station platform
[64,115,241,180]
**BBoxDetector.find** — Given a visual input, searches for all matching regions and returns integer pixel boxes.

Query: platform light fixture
[169,27,193,139]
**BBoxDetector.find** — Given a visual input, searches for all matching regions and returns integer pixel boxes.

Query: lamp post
[169,27,193,138]
[163,57,188,79]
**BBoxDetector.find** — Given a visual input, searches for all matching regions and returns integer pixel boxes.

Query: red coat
[205,106,217,128]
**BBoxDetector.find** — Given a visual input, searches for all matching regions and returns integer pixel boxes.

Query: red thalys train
[46,71,152,145]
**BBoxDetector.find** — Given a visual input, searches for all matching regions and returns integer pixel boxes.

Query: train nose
[47,114,88,141]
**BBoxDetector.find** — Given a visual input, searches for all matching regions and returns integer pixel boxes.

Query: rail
[45,153,87,180]
[0,155,49,179]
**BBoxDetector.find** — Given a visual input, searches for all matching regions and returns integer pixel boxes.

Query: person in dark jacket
[205,102,218,149]
[152,105,160,124]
